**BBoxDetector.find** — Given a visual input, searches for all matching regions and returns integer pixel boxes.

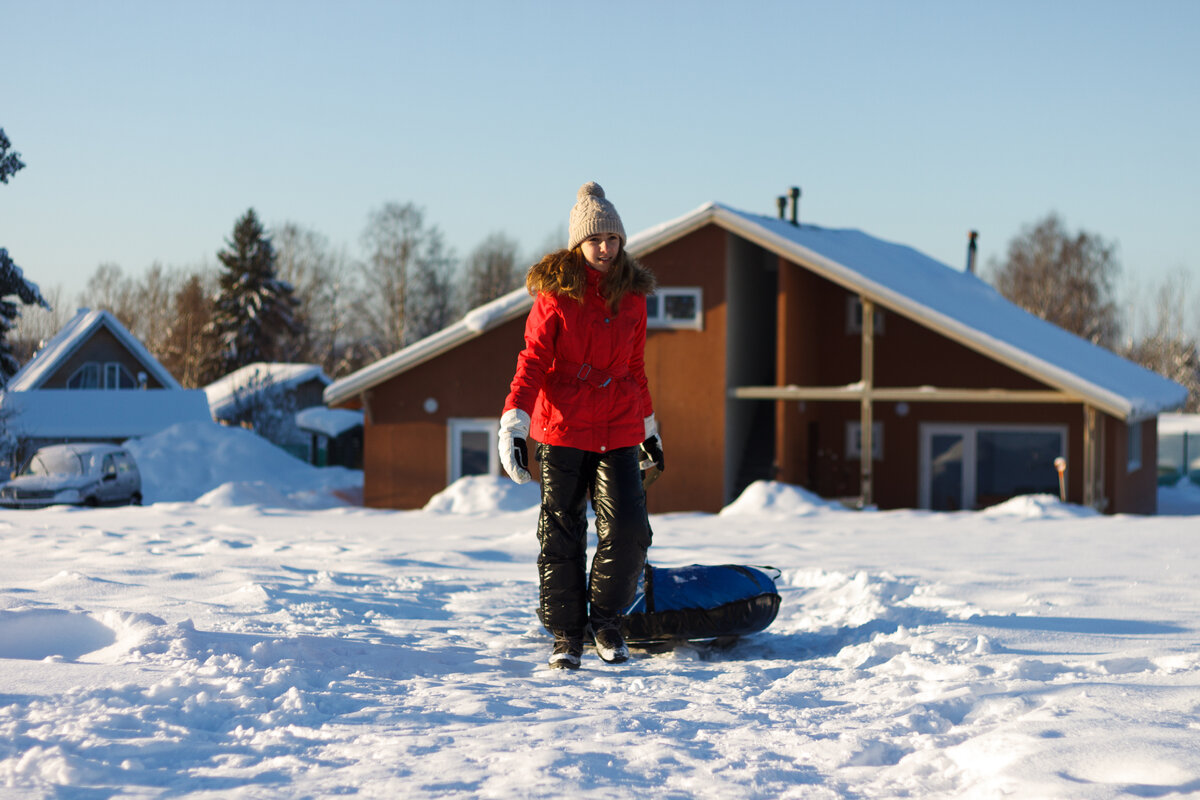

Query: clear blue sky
[3,0,1198,317]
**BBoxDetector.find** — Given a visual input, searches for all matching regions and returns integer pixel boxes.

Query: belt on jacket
[553,359,625,389]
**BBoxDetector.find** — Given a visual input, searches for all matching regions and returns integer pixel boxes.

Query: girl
[498,182,664,669]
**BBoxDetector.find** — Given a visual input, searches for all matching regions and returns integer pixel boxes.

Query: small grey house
[1,308,211,467]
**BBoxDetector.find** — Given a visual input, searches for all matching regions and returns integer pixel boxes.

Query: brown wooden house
[325,201,1187,515]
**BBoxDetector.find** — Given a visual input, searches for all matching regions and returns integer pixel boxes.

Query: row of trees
[2,128,1197,409]
[988,213,1200,411]
[11,202,531,387]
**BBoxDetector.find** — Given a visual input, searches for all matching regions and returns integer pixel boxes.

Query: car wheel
[84,496,99,508]
[130,493,142,506]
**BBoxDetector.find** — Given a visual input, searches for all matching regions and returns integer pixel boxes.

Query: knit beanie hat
[567,181,626,251]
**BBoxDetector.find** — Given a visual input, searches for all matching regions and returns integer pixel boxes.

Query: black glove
[639,435,664,473]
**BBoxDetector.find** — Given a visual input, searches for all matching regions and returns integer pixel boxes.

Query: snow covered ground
[3,421,1200,798]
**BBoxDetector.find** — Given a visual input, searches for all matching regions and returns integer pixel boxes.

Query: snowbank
[124,420,362,507]
[720,480,845,517]
[424,475,539,513]
[979,493,1101,520]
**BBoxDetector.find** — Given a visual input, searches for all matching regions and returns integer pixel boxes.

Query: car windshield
[22,450,85,477]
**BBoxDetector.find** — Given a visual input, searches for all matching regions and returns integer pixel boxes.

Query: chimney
[966,230,978,274]
[789,186,801,227]
[777,196,788,221]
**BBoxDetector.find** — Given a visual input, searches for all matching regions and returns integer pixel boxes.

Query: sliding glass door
[920,424,1066,511]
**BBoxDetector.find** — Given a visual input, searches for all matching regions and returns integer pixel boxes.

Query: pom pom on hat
[568,181,626,251]
[578,181,605,200]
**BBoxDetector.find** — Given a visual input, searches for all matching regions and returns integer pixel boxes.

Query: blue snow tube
[620,564,782,644]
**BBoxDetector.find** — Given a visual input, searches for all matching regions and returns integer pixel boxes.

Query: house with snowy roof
[324,197,1187,515]
[204,362,338,460]
[0,308,211,465]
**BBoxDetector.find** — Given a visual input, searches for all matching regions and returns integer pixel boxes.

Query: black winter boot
[589,620,630,664]
[548,631,583,670]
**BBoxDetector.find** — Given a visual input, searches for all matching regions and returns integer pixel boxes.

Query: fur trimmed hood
[526,248,656,303]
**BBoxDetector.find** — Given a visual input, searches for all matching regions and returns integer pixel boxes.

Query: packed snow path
[2,479,1200,798]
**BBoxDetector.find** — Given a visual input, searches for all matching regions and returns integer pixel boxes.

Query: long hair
[526,246,654,314]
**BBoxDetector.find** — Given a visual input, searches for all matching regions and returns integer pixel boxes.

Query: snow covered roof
[295,406,363,438]
[325,202,1188,421]
[684,203,1186,421]
[8,308,182,391]
[205,363,331,420]
[1158,413,1200,435]
[324,290,533,407]
[0,389,212,439]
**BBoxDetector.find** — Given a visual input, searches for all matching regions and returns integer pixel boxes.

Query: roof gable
[696,204,1185,420]
[8,308,182,391]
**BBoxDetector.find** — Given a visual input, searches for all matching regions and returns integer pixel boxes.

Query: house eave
[323,292,534,408]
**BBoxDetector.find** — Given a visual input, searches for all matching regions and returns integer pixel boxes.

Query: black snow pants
[536,443,652,635]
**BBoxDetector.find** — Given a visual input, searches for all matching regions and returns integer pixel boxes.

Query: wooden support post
[860,298,875,508]
[1082,405,1107,510]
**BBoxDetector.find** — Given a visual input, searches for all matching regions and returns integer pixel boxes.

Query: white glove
[498,408,532,484]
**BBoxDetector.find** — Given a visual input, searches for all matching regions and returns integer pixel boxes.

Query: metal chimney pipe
[777,196,788,220]
[966,230,978,274]
[789,187,801,227]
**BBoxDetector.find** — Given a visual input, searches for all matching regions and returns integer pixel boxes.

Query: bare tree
[10,284,70,364]
[77,263,138,330]
[989,213,1122,349]
[462,232,521,310]
[132,263,181,358]
[274,222,352,374]
[1122,270,1200,412]
[354,202,457,357]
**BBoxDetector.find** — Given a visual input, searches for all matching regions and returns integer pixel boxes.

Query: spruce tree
[203,209,299,378]
[0,128,49,385]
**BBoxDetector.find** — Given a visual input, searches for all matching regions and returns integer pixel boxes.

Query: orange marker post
[1054,457,1067,502]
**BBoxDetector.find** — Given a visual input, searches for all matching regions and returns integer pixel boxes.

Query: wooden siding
[638,225,730,513]
[361,314,528,509]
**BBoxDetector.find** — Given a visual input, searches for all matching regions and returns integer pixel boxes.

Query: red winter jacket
[504,262,654,453]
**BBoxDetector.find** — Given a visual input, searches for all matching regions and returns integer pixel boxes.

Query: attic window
[647,287,703,330]
[67,362,137,390]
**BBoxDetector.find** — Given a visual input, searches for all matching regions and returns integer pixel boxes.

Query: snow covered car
[0,444,142,509]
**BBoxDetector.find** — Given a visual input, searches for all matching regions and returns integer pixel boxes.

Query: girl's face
[580,233,622,272]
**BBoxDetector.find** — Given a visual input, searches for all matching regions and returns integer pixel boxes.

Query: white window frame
[918,422,1068,510]
[67,362,101,389]
[67,361,137,390]
[846,421,884,461]
[104,362,136,389]
[447,418,499,483]
[647,287,703,330]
